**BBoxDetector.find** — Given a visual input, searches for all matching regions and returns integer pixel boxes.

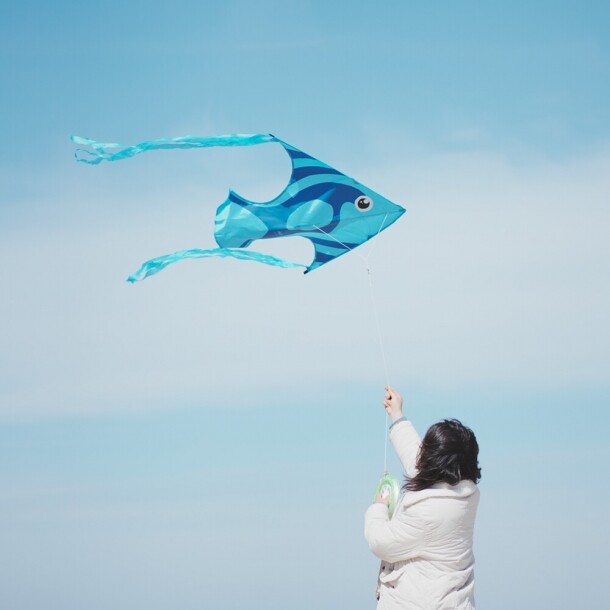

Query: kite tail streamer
[127,247,306,282]
[71,133,278,165]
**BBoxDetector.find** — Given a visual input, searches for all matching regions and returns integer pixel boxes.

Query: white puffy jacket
[365,420,479,610]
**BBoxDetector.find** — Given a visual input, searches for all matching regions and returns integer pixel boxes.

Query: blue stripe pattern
[215,137,406,273]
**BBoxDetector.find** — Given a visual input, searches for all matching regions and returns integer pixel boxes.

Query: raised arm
[384,387,421,478]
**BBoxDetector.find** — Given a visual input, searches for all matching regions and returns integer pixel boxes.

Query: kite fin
[305,233,353,274]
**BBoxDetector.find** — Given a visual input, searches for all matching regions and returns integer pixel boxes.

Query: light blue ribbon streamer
[127,247,306,282]
[71,133,277,165]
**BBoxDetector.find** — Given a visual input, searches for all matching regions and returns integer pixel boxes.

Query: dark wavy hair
[404,419,481,492]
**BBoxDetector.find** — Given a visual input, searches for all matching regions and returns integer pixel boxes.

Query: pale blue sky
[1,2,609,609]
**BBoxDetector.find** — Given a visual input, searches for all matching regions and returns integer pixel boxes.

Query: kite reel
[373,472,401,517]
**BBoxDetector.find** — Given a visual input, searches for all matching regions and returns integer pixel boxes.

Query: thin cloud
[1,147,608,419]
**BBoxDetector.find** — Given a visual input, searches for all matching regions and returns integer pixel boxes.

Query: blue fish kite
[72,134,406,281]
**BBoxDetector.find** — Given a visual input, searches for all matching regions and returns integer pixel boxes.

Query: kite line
[315,214,393,474]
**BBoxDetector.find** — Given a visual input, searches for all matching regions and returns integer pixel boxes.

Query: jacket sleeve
[364,502,426,563]
[390,420,421,479]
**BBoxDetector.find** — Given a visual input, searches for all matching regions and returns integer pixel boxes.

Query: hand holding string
[384,386,404,422]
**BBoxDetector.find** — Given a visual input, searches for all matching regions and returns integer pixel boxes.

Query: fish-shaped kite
[72,134,406,281]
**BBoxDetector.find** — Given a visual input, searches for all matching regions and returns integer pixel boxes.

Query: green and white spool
[374,472,401,516]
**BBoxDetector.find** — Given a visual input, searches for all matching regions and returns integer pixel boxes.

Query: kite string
[314,215,392,473]
[364,214,392,473]
[367,266,391,473]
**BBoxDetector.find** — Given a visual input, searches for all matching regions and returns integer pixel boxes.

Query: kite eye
[355,195,373,212]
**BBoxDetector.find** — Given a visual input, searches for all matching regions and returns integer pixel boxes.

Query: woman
[365,387,481,610]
